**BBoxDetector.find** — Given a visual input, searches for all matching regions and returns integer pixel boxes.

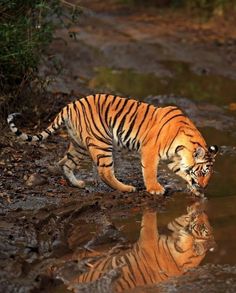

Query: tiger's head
[190,217,215,256]
[168,202,216,261]
[168,201,215,257]
[168,145,218,196]
[185,145,218,196]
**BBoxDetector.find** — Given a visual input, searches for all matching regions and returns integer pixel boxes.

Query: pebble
[25,173,48,187]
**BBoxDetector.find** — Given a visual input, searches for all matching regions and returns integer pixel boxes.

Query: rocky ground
[1,0,236,292]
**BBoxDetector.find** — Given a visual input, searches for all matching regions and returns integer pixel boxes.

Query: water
[89,61,236,107]
[82,60,236,291]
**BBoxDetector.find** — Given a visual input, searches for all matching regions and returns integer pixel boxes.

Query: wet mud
[1,0,236,292]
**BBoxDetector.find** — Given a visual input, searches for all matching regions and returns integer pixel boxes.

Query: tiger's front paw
[69,179,85,188]
[146,183,165,196]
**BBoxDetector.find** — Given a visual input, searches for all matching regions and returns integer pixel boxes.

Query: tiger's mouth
[189,178,204,197]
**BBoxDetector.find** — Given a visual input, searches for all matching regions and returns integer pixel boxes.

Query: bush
[0,0,79,118]
[0,1,54,90]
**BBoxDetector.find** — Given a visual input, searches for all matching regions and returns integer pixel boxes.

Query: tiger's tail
[7,109,66,142]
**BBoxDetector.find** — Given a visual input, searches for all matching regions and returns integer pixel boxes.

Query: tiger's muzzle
[189,179,205,197]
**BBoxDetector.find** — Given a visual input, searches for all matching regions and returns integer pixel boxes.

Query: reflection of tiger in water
[7,94,218,195]
[68,201,215,292]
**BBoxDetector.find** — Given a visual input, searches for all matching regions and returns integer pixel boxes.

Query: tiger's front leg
[141,146,165,195]
[89,142,136,192]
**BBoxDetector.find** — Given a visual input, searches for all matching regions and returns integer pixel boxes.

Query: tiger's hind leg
[89,142,136,192]
[58,142,87,188]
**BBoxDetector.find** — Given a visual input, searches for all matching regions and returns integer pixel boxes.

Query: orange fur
[7,94,218,195]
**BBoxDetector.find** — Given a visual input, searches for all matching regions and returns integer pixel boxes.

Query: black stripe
[116,101,135,140]
[112,98,130,128]
[56,114,60,126]
[160,107,179,121]
[67,153,78,166]
[190,140,203,147]
[87,143,113,153]
[153,249,168,279]
[164,237,180,269]
[141,107,156,136]
[182,128,193,137]
[61,108,65,123]
[139,249,155,282]
[73,101,83,139]
[165,127,181,158]
[66,104,69,116]
[15,129,22,136]
[123,107,139,141]
[74,148,88,157]
[131,104,151,146]
[80,100,111,145]
[99,162,113,168]
[104,95,116,126]
[69,106,73,123]
[131,250,147,283]
[123,254,137,282]
[97,94,112,137]
[96,154,112,166]
[45,129,51,135]
[52,124,58,131]
[125,270,136,287]
[72,101,79,130]
[155,114,185,144]
[84,96,112,142]
[36,134,43,141]
[114,97,122,111]
[80,99,93,133]
[64,163,72,170]
[26,135,32,142]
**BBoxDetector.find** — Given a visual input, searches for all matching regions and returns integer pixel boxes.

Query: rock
[68,267,121,293]
[25,173,48,187]
[47,164,62,175]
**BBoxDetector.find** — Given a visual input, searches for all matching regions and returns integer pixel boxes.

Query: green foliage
[0,0,80,97]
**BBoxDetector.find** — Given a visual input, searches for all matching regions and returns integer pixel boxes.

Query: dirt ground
[1,1,236,292]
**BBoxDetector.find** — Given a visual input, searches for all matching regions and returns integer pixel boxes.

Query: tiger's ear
[194,147,205,161]
[208,145,218,157]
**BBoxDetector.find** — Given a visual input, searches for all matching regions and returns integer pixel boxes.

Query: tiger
[66,201,215,292]
[7,94,218,195]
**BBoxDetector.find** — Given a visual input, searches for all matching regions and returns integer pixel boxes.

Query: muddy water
[85,61,236,291]
[89,62,236,106]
